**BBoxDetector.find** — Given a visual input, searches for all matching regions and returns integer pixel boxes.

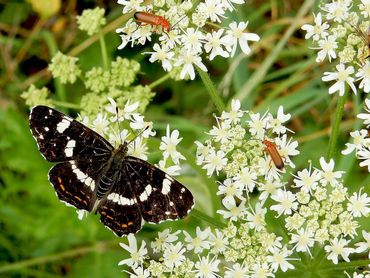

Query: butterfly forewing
[30,105,113,162]
[29,105,194,236]
[125,157,194,223]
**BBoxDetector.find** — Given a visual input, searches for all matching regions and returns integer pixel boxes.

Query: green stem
[99,30,109,70]
[320,259,370,271]
[196,66,225,113]
[326,93,348,160]
[148,72,171,89]
[190,209,226,229]
[0,241,119,274]
[52,100,81,110]
[40,30,66,102]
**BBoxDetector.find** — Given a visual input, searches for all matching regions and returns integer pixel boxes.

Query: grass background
[1,0,369,277]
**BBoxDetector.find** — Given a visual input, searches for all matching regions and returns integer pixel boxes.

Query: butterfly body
[29,105,194,236]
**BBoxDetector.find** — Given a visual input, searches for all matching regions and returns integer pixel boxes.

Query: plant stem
[326,93,348,160]
[190,209,226,229]
[196,66,225,113]
[0,240,119,274]
[41,30,66,102]
[148,72,171,89]
[320,259,370,271]
[99,30,109,70]
[52,100,81,110]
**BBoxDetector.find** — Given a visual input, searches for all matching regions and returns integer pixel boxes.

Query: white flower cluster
[116,0,259,80]
[342,98,370,171]
[119,218,296,277]
[301,0,370,95]
[81,97,185,176]
[117,101,370,276]
[195,99,299,206]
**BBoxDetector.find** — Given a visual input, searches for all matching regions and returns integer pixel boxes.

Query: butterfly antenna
[115,107,123,145]
[127,126,150,146]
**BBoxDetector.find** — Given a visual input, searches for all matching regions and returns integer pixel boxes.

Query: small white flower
[181,28,205,53]
[323,0,350,23]
[324,237,353,264]
[157,160,181,176]
[292,164,321,194]
[217,178,244,204]
[225,21,260,56]
[318,157,344,187]
[270,106,291,135]
[175,48,208,80]
[160,125,185,164]
[250,262,273,278]
[233,166,257,192]
[275,134,300,168]
[105,98,139,122]
[184,227,211,253]
[347,188,370,217]
[358,147,370,171]
[322,64,357,96]
[356,61,370,93]
[91,113,110,135]
[290,228,315,256]
[194,255,220,278]
[124,265,150,278]
[146,43,174,72]
[118,234,147,268]
[202,149,228,176]
[197,0,225,23]
[151,228,181,253]
[129,137,148,160]
[315,35,338,62]
[209,229,228,254]
[360,0,370,18]
[117,0,144,13]
[270,189,298,217]
[245,202,267,231]
[301,13,329,41]
[358,98,370,127]
[204,29,230,60]
[217,199,246,221]
[268,246,295,272]
[219,99,244,124]
[224,263,248,278]
[355,230,370,257]
[130,114,156,137]
[342,130,370,155]
[195,141,212,165]
[258,178,284,201]
[209,119,231,143]
[247,111,269,139]
[163,242,186,269]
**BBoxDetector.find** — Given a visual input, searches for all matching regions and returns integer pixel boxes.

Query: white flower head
[301,13,329,41]
[225,21,260,56]
[118,234,147,268]
[324,237,353,264]
[322,64,357,96]
[160,125,186,164]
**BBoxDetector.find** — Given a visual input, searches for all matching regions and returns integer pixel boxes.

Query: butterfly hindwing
[30,105,113,162]
[98,171,143,236]
[48,161,96,211]
[124,157,194,223]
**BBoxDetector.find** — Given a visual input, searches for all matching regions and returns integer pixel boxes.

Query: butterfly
[29,105,194,236]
